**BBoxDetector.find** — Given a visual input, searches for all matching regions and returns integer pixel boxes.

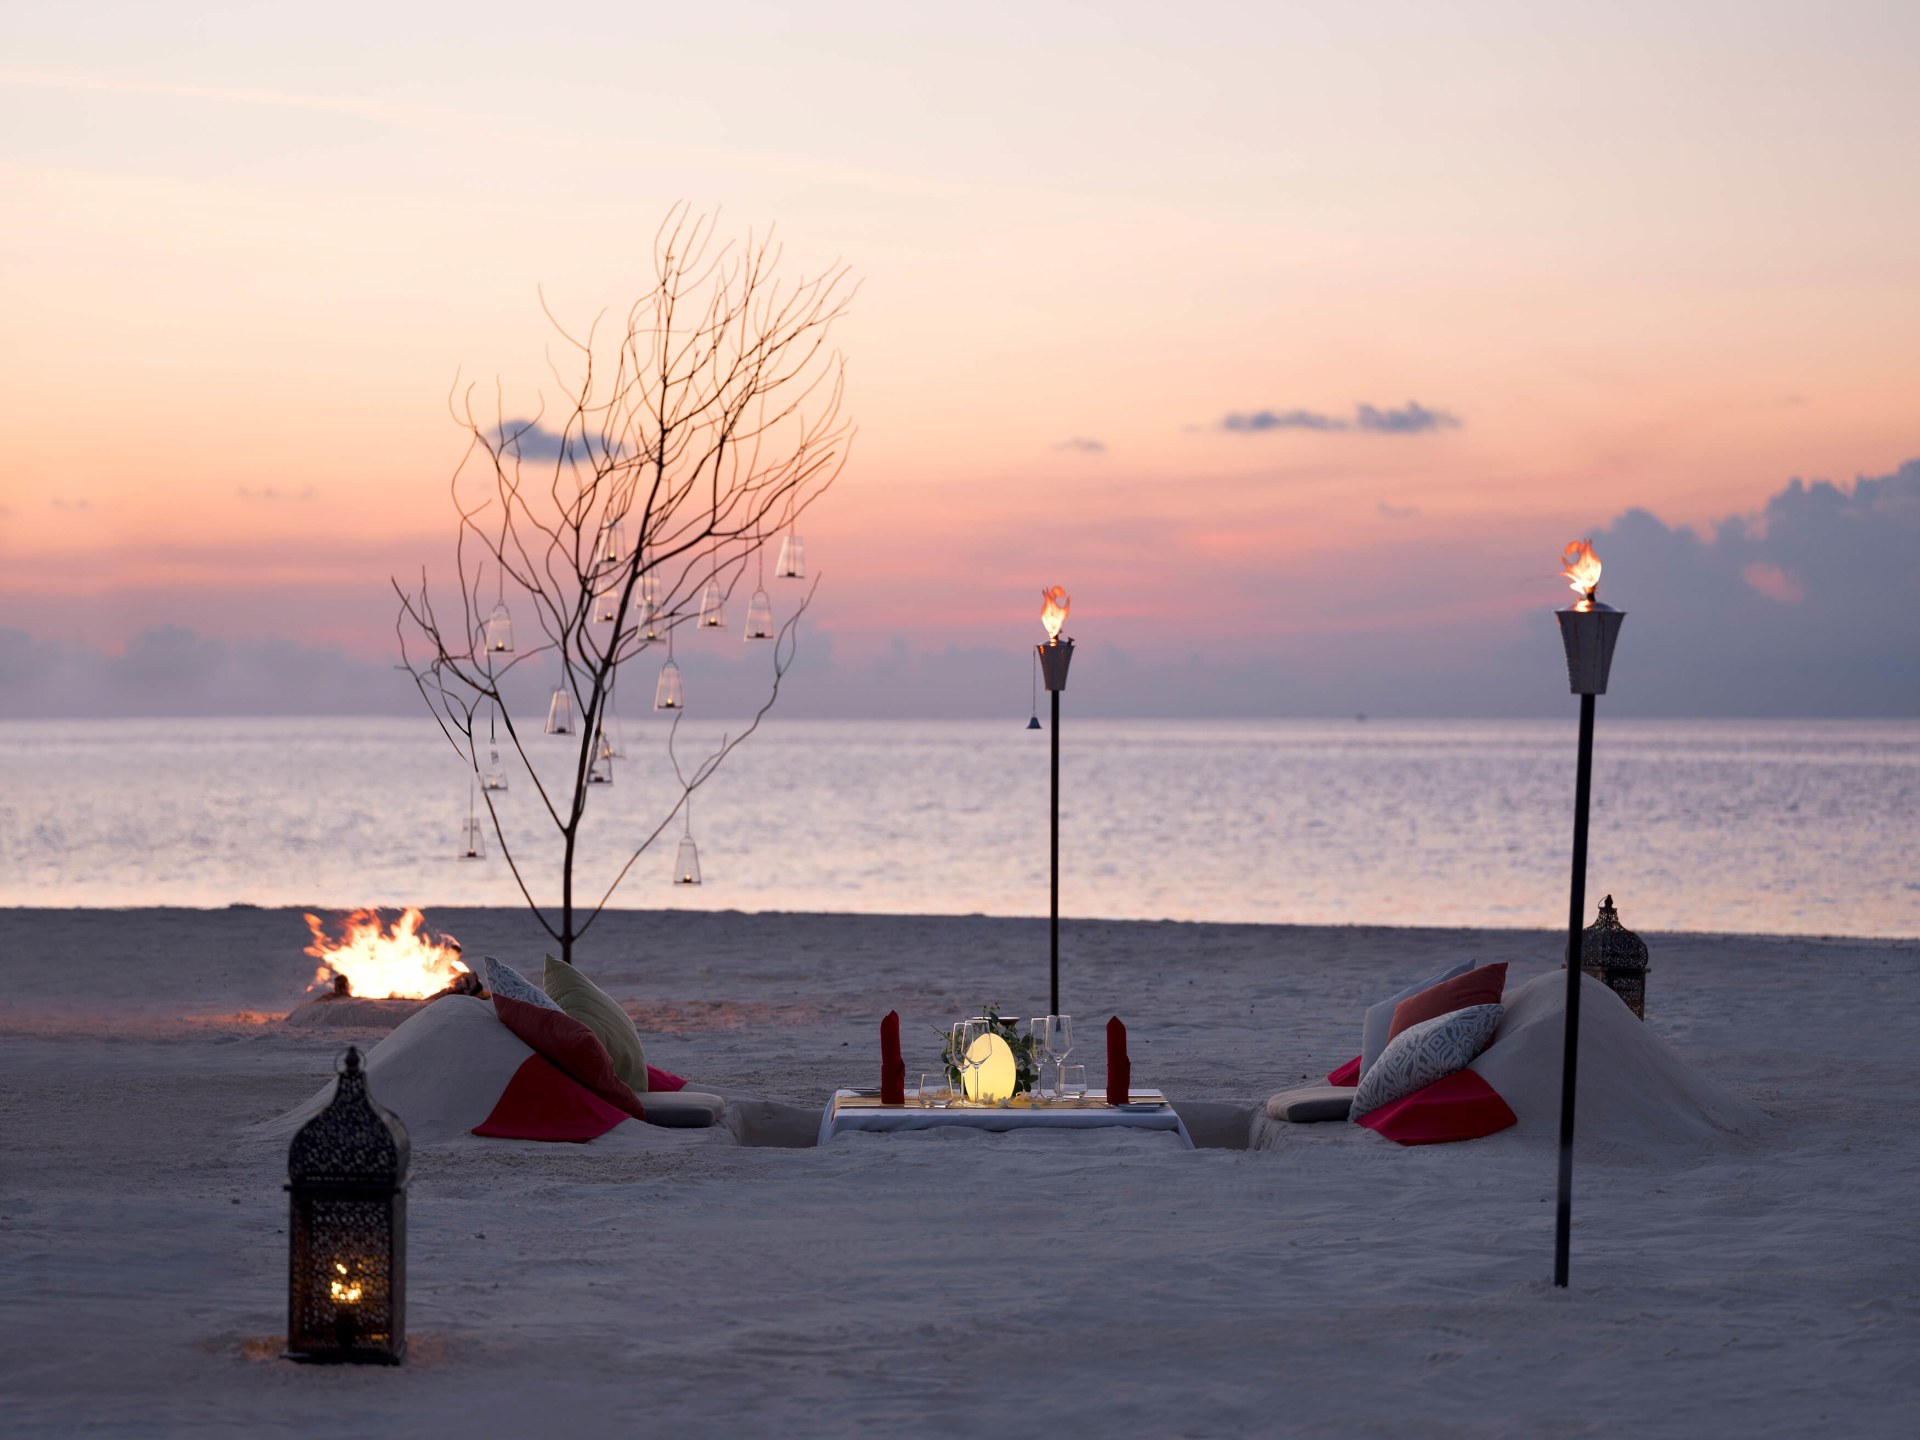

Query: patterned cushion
[1351,1003,1503,1121]
[482,956,561,1010]
[1360,962,1473,1079]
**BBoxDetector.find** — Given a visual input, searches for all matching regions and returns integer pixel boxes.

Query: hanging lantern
[593,583,621,625]
[587,747,614,785]
[459,812,487,860]
[674,833,702,885]
[699,580,727,629]
[776,533,805,579]
[285,1046,408,1366]
[1579,894,1651,1019]
[598,714,625,760]
[481,746,508,792]
[599,521,627,567]
[544,688,575,735]
[484,603,514,654]
[743,589,775,641]
[654,658,683,710]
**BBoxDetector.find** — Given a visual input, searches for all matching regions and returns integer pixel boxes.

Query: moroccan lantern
[285,1046,408,1365]
[1580,893,1650,1019]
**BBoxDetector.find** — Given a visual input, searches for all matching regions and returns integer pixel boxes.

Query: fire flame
[330,1263,362,1306]
[304,907,467,1000]
[1561,540,1602,611]
[1040,585,1071,642]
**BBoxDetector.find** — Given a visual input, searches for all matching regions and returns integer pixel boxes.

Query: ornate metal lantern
[286,1046,408,1365]
[1580,894,1650,1019]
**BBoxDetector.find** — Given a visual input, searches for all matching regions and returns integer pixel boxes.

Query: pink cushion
[491,991,646,1120]
[1326,1055,1362,1087]
[473,1054,629,1142]
[1388,963,1508,1043]
[646,1065,687,1093]
[1353,1068,1517,1145]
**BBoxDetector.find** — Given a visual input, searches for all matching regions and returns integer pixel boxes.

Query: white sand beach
[2,906,1915,1437]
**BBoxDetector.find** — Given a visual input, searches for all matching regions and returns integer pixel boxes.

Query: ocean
[1,716,1914,938]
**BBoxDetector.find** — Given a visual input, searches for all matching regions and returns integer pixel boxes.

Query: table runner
[817,1088,1194,1147]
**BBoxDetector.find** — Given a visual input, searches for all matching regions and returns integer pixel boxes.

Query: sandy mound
[256,994,538,1142]
[282,995,425,1028]
[1471,971,1766,1159]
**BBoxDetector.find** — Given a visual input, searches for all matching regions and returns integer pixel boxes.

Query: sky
[3,2,1918,718]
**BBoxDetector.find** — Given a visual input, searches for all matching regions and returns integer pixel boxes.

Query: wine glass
[951,1021,983,1106]
[1047,1015,1073,1100]
[1028,1018,1054,1102]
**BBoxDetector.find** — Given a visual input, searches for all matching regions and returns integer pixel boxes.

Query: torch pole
[1554,690,1596,1288]
[1050,686,1060,1015]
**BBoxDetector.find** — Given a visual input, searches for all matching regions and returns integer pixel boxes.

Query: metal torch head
[1555,603,1625,695]
[1036,638,1075,693]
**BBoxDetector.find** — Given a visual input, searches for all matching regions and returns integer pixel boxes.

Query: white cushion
[482,955,560,1010]
[1351,1003,1503,1120]
[1360,962,1472,1079]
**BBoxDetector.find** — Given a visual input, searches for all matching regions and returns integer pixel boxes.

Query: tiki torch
[1552,539,1625,1289]
[1037,586,1074,1014]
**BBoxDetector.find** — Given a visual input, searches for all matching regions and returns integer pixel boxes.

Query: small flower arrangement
[937,1005,1040,1095]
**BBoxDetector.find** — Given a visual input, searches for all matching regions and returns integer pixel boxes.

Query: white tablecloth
[816,1088,1194,1147]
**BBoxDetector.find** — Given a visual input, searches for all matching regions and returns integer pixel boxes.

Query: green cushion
[543,955,648,1093]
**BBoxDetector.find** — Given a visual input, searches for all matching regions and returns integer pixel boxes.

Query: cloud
[1356,401,1460,434]
[1217,401,1460,435]
[1220,408,1347,433]
[493,419,625,464]
[236,485,317,501]
[1376,500,1422,519]
[1054,437,1107,454]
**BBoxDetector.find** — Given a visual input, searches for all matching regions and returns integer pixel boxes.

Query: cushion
[635,1091,726,1129]
[490,990,646,1120]
[1326,1056,1361,1087]
[1361,962,1473,1078]
[1351,1003,1503,1120]
[1387,963,1509,1043]
[544,955,648,1092]
[1353,1068,1517,1146]
[482,955,562,1010]
[1265,1085,1356,1123]
[473,1054,630,1142]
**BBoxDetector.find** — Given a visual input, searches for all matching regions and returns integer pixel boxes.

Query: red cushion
[646,1064,687,1093]
[1354,1068,1517,1145]
[1388,963,1508,1043]
[1326,1055,1362,1087]
[491,992,646,1120]
[473,1054,629,1142]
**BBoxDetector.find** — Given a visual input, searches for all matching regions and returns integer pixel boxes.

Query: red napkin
[880,1010,906,1105]
[1106,1016,1130,1106]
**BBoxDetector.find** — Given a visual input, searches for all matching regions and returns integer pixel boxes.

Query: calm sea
[0,717,1914,938]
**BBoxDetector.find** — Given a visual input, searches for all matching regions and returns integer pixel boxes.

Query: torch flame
[303,907,468,1000]
[1040,585,1070,642]
[1561,540,1602,611]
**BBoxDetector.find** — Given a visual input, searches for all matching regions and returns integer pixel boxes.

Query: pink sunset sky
[3,3,1917,717]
